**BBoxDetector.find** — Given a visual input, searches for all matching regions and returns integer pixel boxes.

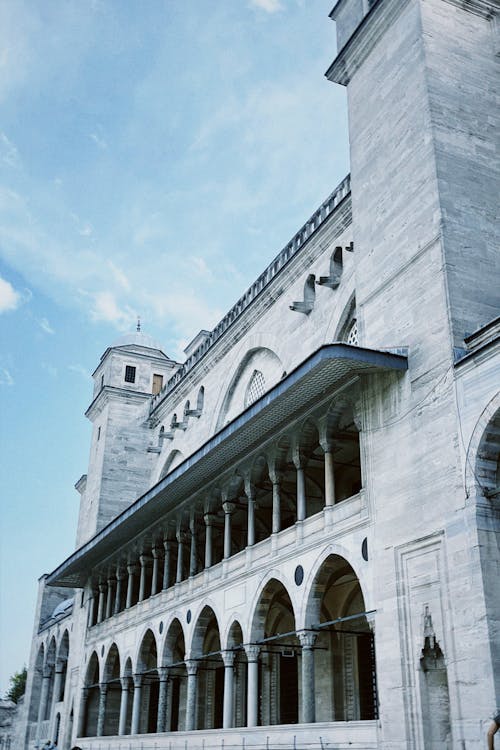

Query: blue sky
[0,0,348,694]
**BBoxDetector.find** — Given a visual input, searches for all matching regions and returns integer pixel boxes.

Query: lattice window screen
[245,370,266,407]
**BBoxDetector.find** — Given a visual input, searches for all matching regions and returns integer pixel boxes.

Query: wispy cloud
[68,363,92,380]
[0,367,14,386]
[89,290,136,328]
[0,275,21,312]
[89,132,108,150]
[249,0,283,12]
[0,132,20,168]
[39,317,55,335]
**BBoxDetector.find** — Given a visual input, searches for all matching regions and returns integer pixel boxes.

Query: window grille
[245,370,266,407]
[346,320,358,346]
[125,365,136,383]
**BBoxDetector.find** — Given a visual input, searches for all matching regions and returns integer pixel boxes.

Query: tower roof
[111,330,164,351]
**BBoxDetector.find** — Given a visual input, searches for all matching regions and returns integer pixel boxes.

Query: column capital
[127,562,138,575]
[151,545,160,559]
[120,676,130,691]
[133,673,142,688]
[319,437,334,454]
[158,666,169,681]
[98,581,106,593]
[139,553,151,566]
[163,537,171,551]
[204,512,217,526]
[55,658,65,674]
[222,650,236,668]
[99,682,108,695]
[298,630,317,649]
[222,501,236,515]
[244,644,260,662]
[42,665,52,679]
[269,469,283,485]
[244,478,256,500]
[176,529,188,544]
[185,659,198,676]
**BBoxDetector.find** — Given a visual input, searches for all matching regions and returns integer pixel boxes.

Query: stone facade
[15,2,499,749]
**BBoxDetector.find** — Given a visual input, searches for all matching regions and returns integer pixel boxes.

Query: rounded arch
[334,293,357,343]
[57,629,70,662]
[159,449,185,481]
[190,605,221,657]
[56,630,70,703]
[161,618,186,733]
[28,642,45,721]
[83,651,100,737]
[216,346,284,430]
[103,644,121,736]
[43,637,57,721]
[161,617,186,665]
[466,395,500,497]
[136,629,159,734]
[304,552,377,722]
[136,628,158,673]
[191,605,223,730]
[250,577,299,726]
[225,619,248,728]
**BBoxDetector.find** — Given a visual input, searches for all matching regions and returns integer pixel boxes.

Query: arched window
[245,370,266,408]
[346,319,358,346]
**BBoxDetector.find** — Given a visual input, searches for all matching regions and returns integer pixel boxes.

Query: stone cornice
[85,385,152,421]
[150,183,352,420]
[326,0,411,86]
[441,0,499,17]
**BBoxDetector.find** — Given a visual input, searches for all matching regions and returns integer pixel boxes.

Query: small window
[125,365,136,383]
[245,370,266,407]
[346,320,358,346]
[97,426,101,441]
[152,373,163,395]
[100,374,104,390]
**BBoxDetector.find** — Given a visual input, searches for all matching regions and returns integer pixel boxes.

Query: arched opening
[192,607,224,730]
[56,630,70,703]
[121,658,133,735]
[251,579,299,726]
[160,449,185,481]
[162,618,187,732]
[250,455,273,543]
[228,621,247,727]
[137,630,159,734]
[325,400,362,503]
[103,644,121,735]
[272,435,298,532]
[28,644,44,722]
[197,385,205,413]
[305,555,377,722]
[83,652,100,737]
[53,713,61,744]
[44,638,56,720]
[297,419,325,519]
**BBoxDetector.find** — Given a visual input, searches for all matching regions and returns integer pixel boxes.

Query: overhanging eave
[47,344,407,588]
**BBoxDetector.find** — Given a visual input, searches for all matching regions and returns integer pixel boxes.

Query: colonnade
[29,631,70,746]
[88,402,362,629]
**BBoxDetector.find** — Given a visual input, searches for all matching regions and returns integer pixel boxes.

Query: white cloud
[0,367,14,386]
[39,317,55,335]
[107,260,131,291]
[0,132,20,168]
[249,0,283,12]
[68,364,92,380]
[89,132,108,150]
[89,290,136,328]
[0,275,21,313]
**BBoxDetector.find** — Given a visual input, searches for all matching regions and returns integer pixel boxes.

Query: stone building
[15,1,499,748]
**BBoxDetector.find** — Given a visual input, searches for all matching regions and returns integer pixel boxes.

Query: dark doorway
[170,678,180,731]
[147,678,160,733]
[357,633,378,719]
[214,665,224,728]
[280,654,298,724]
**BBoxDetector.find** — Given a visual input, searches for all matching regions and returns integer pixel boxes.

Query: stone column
[204,513,215,568]
[151,546,160,596]
[97,582,106,623]
[189,515,197,577]
[293,453,307,521]
[185,660,198,731]
[88,589,97,627]
[321,441,336,507]
[299,632,317,723]
[163,538,171,589]
[106,576,114,619]
[118,677,130,735]
[245,481,256,547]
[245,645,260,727]
[76,687,89,738]
[126,563,136,609]
[156,666,169,733]
[96,683,107,736]
[131,674,142,735]
[139,554,149,602]
[176,530,185,584]
[270,471,282,534]
[114,567,123,615]
[222,651,236,729]
[223,502,235,559]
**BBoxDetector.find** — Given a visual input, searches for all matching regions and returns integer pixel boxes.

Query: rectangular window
[125,365,136,383]
[97,426,101,441]
[152,373,163,395]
